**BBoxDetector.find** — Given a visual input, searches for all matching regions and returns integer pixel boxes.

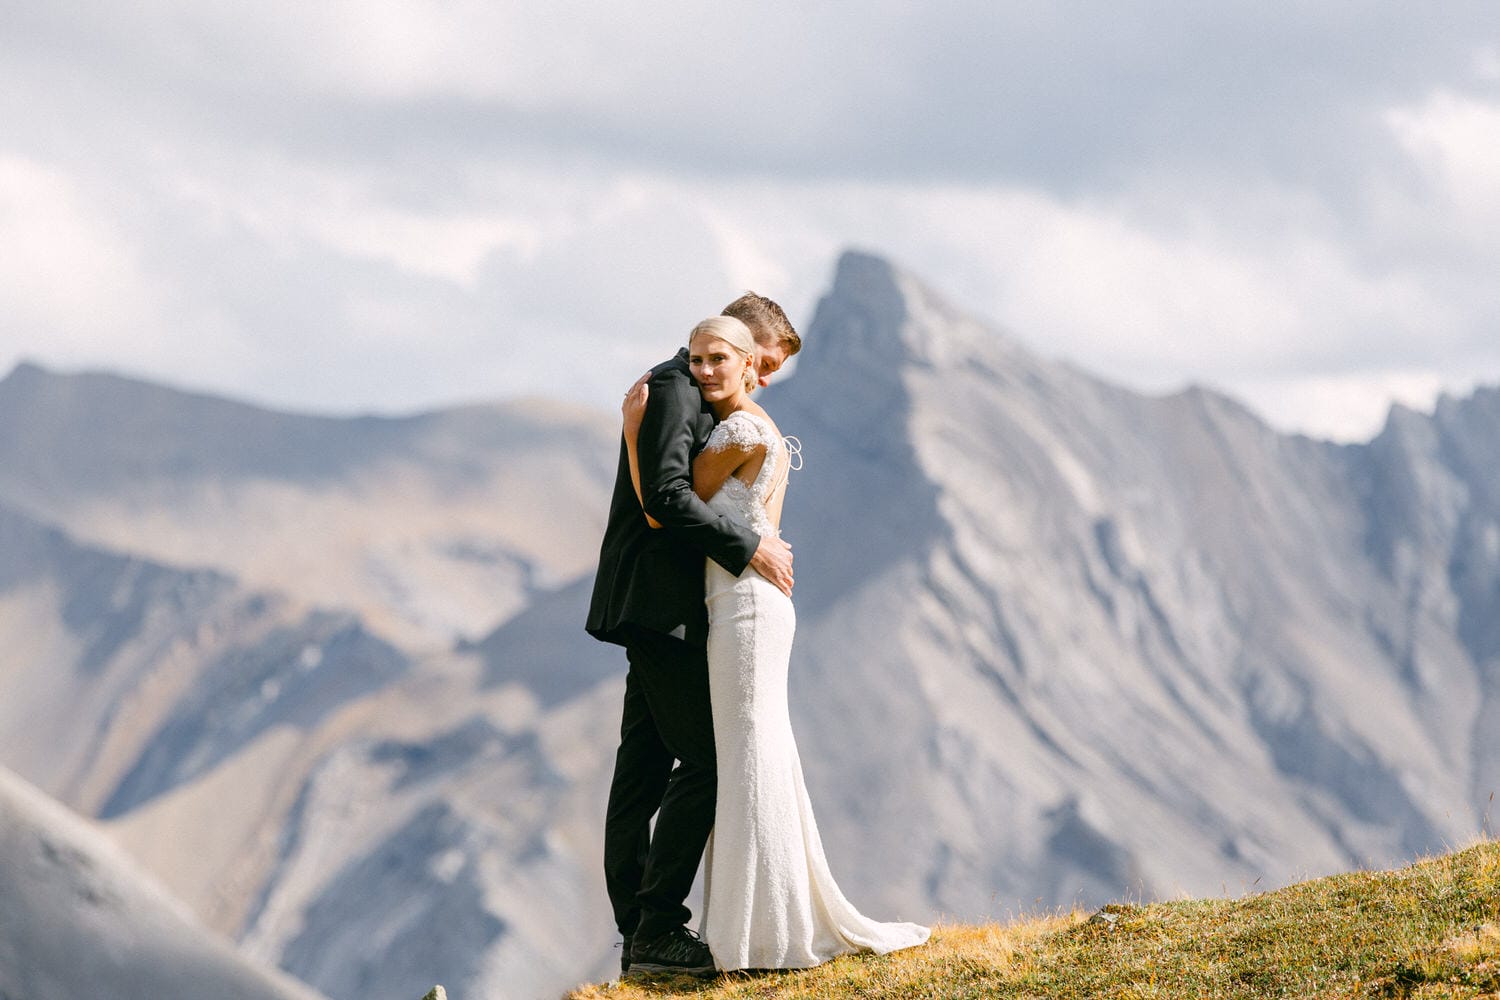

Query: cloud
[14,3,1494,186]
[0,155,159,351]
[2,3,1499,442]
[1229,370,1448,444]
[1387,90,1500,231]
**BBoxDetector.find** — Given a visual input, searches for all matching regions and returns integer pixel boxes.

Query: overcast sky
[2,3,1497,440]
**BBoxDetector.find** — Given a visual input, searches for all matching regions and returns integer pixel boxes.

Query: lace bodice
[703,411,790,540]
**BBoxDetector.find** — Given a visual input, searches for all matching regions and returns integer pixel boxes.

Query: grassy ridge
[568,841,1500,999]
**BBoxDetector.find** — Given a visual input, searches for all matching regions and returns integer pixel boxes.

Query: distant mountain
[752,252,1496,915]
[479,250,1500,920]
[0,362,617,645]
[0,765,324,1000]
[0,500,409,823]
[0,496,620,999]
[1,250,1497,1000]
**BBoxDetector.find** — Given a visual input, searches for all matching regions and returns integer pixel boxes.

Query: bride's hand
[622,370,651,436]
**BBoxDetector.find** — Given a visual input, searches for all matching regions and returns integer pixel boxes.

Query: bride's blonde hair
[689,315,757,393]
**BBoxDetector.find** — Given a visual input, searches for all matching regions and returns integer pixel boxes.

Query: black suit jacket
[586,350,761,648]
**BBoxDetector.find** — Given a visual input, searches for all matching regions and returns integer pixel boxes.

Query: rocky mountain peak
[797,251,1012,386]
[1,358,48,386]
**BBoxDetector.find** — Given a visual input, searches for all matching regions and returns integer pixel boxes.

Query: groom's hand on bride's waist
[749,536,794,596]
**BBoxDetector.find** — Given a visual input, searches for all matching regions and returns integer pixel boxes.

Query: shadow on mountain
[759,251,948,614]
[101,614,410,819]
[472,576,619,705]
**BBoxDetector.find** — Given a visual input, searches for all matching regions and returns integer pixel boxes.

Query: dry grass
[566,840,1500,999]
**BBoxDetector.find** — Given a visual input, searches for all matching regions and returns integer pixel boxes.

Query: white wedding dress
[697,410,930,971]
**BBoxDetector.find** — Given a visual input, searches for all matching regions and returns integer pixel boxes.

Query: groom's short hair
[722,292,800,358]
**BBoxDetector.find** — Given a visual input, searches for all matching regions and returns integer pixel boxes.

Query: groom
[586,292,799,977]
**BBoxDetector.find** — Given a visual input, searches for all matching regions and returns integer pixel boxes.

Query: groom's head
[721,292,800,388]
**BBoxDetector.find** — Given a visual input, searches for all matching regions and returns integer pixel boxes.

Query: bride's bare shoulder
[744,401,781,438]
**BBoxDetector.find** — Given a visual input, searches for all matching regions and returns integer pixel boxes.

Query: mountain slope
[0,362,616,644]
[0,498,618,999]
[0,765,326,1000]
[748,251,1494,917]
[0,500,409,822]
[0,421,626,999]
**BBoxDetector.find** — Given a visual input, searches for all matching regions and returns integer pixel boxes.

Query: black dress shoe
[626,926,716,977]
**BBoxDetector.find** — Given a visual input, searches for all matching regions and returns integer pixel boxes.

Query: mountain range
[1,250,1495,1000]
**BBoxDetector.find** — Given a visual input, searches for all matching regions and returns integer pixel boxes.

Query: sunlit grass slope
[568,841,1499,999]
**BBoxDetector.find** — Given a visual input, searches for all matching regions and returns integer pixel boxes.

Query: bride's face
[689,335,752,403]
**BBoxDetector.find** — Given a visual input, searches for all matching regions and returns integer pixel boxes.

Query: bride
[623,315,929,971]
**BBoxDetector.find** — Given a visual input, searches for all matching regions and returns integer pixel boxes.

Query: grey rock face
[0,501,364,813]
[278,802,506,1000]
[474,575,619,705]
[758,251,1496,920]
[0,362,617,645]
[100,612,410,819]
[0,766,325,1000]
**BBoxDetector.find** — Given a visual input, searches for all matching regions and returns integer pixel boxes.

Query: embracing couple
[586,292,929,978]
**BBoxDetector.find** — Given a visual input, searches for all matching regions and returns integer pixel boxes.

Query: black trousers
[603,627,717,942]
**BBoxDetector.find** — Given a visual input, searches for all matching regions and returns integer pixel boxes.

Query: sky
[2,3,1498,442]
